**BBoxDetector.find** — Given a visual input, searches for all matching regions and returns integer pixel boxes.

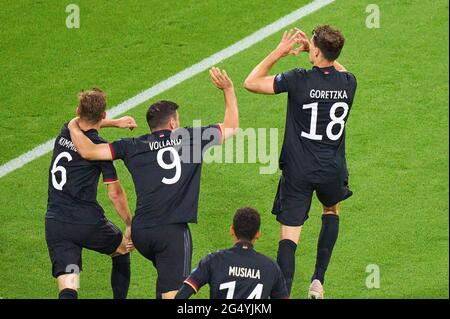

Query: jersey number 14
[219,281,263,299]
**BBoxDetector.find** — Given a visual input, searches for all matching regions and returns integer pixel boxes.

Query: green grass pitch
[0,0,448,298]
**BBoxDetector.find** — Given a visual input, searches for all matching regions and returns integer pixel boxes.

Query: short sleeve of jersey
[271,263,289,299]
[273,68,305,94]
[109,138,134,161]
[184,253,214,293]
[346,71,358,88]
[98,161,118,183]
[91,135,118,183]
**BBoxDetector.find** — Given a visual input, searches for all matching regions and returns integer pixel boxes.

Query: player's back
[109,125,221,229]
[275,66,357,182]
[186,242,288,299]
[46,124,115,224]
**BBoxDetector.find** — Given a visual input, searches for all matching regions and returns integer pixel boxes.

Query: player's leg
[84,218,131,299]
[277,224,302,295]
[310,176,352,298]
[308,203,339,299]
[57,274,80,299]
[111,234,130,256]
[272,175,313,296]
[161,289,177,299]
[110,235,131,299]
[131,227,159,297]
[45,218,83,299]
[312,203,340,284]
[154,224,192,299]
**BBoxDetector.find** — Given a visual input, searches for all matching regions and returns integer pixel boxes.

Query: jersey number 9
[157,147,181,185]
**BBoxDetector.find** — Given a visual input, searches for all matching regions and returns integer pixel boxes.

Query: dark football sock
[277,239,297,295]
[312,214,340,284]
[111,253,131,299]
[59,288,78,299]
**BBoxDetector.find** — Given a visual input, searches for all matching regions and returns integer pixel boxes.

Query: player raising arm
[176,207,289,299]
[68,67,238,161]
[244,28,348,94]
[45,89,136,299]
[244,26,357,299]
[68,68,239,299]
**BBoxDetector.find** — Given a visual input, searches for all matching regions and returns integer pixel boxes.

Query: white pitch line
[0,0,335,179]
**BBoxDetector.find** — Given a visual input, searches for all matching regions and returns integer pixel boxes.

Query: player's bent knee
[280,224,302,244]
[161,290,178,299]
[57,274,79,291]
[323,210,339,215]
[322,203,340,215]
[111,236,128,257]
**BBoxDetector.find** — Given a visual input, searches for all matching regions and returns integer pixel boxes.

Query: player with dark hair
[244,25,357,298]
[45,88,137,299]
[176,207,288,299]
[67,68,239,299]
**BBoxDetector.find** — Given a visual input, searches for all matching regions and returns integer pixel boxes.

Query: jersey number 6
[157,147,181,185]
[51,151,73,191]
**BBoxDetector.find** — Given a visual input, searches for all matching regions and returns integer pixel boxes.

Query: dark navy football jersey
[109,125,222,229]
[46,124,118,224]
[274,66,357,182]
[184,242,288,299]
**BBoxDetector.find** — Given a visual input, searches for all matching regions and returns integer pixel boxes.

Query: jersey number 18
[301,102,349,141]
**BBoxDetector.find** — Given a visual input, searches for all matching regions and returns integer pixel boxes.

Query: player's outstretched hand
[209,67,234,91]
[116,116,138,130]
[275,28,303,57]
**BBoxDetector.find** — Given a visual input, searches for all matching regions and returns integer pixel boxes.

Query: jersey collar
[234,241,254,250]
[313,65,336,74]
[64,122,98,135]
[152,129,172,138]
[83,128,98,135]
